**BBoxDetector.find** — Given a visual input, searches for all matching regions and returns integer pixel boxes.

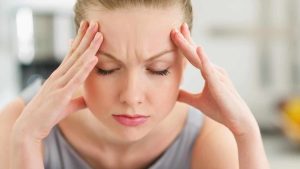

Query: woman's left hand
[171,23,258,137]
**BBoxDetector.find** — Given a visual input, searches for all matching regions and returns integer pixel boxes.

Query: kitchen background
[0,0,300,168]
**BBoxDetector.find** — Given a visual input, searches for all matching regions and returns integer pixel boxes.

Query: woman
[0,0,269,168]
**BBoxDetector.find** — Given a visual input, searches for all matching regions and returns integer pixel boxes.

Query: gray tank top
[20,78,204,169]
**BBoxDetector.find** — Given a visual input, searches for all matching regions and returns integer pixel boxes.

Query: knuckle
[69,47,76,55]
[197,46,204,52]
[71,50,81,60]
[220,68,228,76]
[48,70,59,80]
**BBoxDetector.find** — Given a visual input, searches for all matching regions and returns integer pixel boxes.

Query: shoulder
[0,97,25,168]
[191,116,239,169]
[0,97,25,133]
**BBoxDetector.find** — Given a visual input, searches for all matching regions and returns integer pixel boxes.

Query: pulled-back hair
[74,0,193,31]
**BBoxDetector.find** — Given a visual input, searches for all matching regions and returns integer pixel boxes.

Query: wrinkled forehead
[85,6,183,55]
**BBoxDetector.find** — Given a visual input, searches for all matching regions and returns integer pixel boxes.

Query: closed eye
[96,68,119,75]
[147,68,170,76]
[96,68,170,76]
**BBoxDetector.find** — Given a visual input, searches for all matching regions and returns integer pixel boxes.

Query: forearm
[234,121,269,169]
[10,127,44,169]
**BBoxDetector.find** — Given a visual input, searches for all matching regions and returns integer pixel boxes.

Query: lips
[112,114,150,127]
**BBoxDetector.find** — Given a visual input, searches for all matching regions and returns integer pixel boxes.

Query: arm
[234,118,269,169]
[171,23,269,169]
[10,132,44,169]
[0,97,25,169]
[8,20,102,169]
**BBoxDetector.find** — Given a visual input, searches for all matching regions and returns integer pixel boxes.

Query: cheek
[148,70,183,117]
[83,65,183,115]
[83,73,117,114]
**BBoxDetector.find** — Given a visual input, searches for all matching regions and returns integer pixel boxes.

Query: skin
[82,6,186,143]
[0,4,269,169]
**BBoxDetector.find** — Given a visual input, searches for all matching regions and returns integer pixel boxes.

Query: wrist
[233,117,262,144]
[229,110,261,138]
[10,128,43,169]
[11,118,43,145]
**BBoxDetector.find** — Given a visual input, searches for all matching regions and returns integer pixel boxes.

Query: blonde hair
[74,0,193,31]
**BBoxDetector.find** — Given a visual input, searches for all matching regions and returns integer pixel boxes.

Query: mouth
[112,114,150,127]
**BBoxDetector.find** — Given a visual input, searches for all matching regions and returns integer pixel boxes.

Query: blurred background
[0,0,300,168]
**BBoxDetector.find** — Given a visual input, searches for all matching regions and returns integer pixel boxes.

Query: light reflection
[16,7,35,64]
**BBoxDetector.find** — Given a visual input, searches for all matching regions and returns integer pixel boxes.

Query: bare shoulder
[0,97,25,133]
[191,116,239,169]
[0,97,25,121]
[0,97,26,168]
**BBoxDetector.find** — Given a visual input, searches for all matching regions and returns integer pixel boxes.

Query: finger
[213,64,229,77]
[70,20,89,53]
[212,64,240,97]
[64,56,98,95]
[211,64,234,86]
[196,47,222,93]
[61,96,87,117]
[52,21,89,79]
[177,89,200,108]
[63,21,88,64]
[180,23,194,45]
[49,22,88,79]
[56,96,87,123]
[72,21,99,58]
[171,29,202,69]
[212,64,228,82]
[59,32,103,87]
[59,21,99,76]
[82,32,103,60]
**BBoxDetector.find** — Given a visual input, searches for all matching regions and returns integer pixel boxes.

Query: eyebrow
[98,49,175,63]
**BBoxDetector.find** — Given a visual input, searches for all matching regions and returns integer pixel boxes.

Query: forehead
[85,6,183,55]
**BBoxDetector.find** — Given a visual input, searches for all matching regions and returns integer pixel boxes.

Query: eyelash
[96,68,117,75]
[148,69,170,76]
[96,68,170,76]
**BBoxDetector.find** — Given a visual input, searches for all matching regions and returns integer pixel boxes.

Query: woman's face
[83,5,185,142]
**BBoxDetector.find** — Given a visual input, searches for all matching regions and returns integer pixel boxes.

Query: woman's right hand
[12,20,103,142]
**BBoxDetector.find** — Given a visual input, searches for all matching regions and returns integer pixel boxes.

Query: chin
[109,123,154,143]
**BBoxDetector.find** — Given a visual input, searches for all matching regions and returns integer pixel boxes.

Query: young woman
[0,0,269,168]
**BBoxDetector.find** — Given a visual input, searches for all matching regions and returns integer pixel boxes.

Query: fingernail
[92,22,99,31]
[183,23,188,29]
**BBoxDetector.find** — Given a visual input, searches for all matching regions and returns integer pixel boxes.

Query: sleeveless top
[20,78,204,169]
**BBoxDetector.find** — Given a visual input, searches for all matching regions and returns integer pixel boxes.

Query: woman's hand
[10,21,103,169]
[12,20,103,142]
[171,23,257,137]
[171,23,269,169]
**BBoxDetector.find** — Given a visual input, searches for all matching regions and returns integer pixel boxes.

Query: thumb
[63,96,87,115]
[177,89,200,108]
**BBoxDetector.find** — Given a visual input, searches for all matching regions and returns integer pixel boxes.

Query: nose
[119,71,145,107]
